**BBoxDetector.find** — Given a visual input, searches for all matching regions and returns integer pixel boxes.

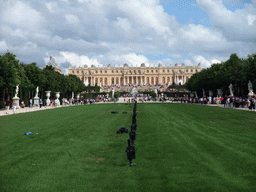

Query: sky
[0,0,255,74]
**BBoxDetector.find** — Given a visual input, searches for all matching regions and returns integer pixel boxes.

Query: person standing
[5,98,10,114]
[249,98,253,111]
[39,98,42,108]
[12,100,17,114]
[230,97,233,108]
[223,96,227,107]
[29,98,33,108]
[254,97,256,112]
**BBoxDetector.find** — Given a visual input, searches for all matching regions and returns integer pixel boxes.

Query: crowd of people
[3,93,256,114]
[175,95,256,111]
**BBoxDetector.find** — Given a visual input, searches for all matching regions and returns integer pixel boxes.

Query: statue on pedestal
[14,85,19,98]
[13,85,20,109]
[229,84,234,96]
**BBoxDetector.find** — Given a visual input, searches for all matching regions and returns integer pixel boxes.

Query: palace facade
[68,63,201,86]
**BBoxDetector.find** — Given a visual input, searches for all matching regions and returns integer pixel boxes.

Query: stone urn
[45,91,51,106]
[55,92,60,106]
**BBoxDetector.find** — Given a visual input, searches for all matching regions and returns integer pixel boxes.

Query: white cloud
[181,24,224,43]
[108,53,150,67]
[191,55,222,68]
[0,41,8,52]
[0,0,255,73]
[2,1,43,30]
[196,0,256,41]
[59,52,103,67]
[46,2,58,13]
[247,14,256,25]
[65,14,80,23]
[114,17,132,31]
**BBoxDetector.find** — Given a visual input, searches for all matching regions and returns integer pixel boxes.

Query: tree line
[185,53,256,97]
[0,52,85,108]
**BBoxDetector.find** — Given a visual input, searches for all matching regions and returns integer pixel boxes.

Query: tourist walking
[249,98,254,111]
[12,100,17,114]
[5,98,10,114]
[223,96,227,107]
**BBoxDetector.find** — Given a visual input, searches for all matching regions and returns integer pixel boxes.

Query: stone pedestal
[34,97,39,106]
[248,91,254,97]
[12,97,20,109]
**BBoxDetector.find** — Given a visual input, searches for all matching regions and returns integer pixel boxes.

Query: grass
[0,103,256,191]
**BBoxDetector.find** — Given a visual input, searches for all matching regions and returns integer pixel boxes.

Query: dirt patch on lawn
[88,157,104,161]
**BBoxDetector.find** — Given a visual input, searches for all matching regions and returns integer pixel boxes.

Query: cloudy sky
[0,0,255,74]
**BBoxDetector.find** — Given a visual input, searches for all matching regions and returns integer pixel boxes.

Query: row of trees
[185,53,256,97]
[0,52,85,108]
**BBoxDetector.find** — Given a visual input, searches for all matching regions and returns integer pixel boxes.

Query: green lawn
[0,103,256,191]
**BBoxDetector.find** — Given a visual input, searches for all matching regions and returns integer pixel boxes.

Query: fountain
[131,87,138,97]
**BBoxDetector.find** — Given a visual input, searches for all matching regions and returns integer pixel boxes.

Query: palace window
[72,71,74,74]
[186,70,188,72]
[172,70,174,72]
[77,71,79,73]
[147,70,149,73]
[156,70,158,72]
[167,70,169,72]
[163,70,165,73]
[191,69,193,72]
[116,70,118,73]
[100,71,102,73]
[151,70,153,73]
[105,70,107,73]
[196,70,198,72]
[96,71,98,73]
[112,70,114,73]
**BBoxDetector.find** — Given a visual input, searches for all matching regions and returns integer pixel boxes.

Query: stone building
[44,56,62,73]
[68,63,201,86]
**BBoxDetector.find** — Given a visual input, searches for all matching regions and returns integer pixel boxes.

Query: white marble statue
[112,87,115,98]
[155,88,158,96]
[229,84,234,96]
[248,80,254,95]
[35,86,39,98]
[14,85,19,98]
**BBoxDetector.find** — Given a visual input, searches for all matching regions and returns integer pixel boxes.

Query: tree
[0,52,21,107]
